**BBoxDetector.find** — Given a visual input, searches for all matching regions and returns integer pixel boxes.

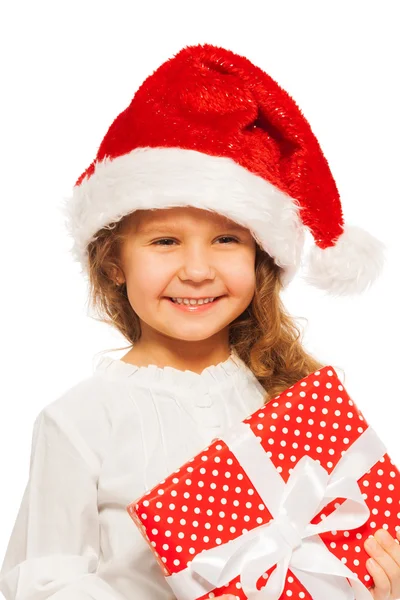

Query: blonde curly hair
[85,211,342,403]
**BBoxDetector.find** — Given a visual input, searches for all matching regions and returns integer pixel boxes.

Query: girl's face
[118,207,257,350]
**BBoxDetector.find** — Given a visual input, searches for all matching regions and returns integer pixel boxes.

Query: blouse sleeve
[0,404,128,600]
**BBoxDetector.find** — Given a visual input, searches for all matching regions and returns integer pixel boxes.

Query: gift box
[126,365,400,600]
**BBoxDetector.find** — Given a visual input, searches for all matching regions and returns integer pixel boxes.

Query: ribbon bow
[190,453,373,599]
[166,423,385,600]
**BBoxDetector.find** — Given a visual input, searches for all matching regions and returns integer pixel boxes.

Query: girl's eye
[217,236,239,244]
[153,236,239,246]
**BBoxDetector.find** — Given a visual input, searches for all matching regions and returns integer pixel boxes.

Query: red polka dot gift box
[126,366,400,600]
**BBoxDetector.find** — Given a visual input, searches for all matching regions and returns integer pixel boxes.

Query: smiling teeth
[171,297,215,305]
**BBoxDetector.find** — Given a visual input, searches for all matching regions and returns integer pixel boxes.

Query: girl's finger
[373,529,400,568]
[366,558,391,600]
[365,532,400,596]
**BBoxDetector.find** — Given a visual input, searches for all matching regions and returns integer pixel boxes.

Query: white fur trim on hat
[302,224,387,297]
[60,147,305,286]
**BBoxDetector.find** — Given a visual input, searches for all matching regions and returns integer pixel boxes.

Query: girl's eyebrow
[139,223,247,234]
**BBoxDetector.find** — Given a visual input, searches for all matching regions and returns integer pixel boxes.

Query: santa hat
[62,43,386,296]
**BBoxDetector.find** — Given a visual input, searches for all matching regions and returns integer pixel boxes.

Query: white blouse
[0,350,267,600]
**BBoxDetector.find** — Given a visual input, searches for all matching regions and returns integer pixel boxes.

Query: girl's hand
[364,528,400,599]
[215,529,400,600]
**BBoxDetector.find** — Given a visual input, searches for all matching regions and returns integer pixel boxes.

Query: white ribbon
[166,423,386,600]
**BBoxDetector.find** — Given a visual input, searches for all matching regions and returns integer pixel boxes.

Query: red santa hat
[62,43,386,296]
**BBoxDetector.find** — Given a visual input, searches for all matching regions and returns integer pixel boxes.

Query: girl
[0,43,396,600]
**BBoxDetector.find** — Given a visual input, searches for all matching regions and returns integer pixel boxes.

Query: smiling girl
[0,43,392,600]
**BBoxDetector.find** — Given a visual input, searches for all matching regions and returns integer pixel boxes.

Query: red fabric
[75,43,344,249]
[128,365,400,599]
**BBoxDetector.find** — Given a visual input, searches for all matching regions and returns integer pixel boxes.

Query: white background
[0,0,399,571]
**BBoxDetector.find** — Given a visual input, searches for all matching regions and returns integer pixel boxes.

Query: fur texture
[60,147,305,287]
[302,224,386,296]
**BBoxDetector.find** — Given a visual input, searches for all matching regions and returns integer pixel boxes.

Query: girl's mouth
[165,296,225,313]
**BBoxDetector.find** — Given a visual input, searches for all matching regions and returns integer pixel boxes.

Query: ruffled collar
[93,347,250,391]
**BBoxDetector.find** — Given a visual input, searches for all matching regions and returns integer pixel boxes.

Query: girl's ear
[107,265,125,286]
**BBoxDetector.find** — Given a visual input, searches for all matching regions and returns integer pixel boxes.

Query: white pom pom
[302,224,387,296]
